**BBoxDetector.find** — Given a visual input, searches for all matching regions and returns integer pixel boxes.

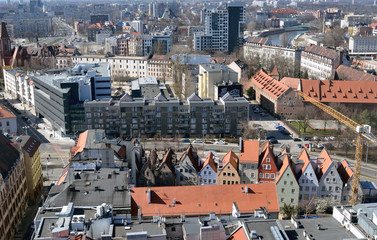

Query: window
[259,173,264,178]
[265,173,270,179]
[281,188,285,193]
[281,198,284,202]
[171,227,176,232]
[266,158,271,163]
[290,181,293,185]
[223,180,226,184]
[291,198,294,203]
[6,121,9,126]
[251,173,255,178]
[271,173,275,179]
[180,169,183,172]
[312,186,316,191]
[292,189,296,193]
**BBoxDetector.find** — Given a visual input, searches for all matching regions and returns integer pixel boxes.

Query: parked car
[280,129,291,135]
[293,138,301,142]
[269,138,278,144]
[297,144,302,148]
[266,135,275,140]
[180,138,191,143]
[193,139,203,143]
[303,136,311,141]
[215,140,228,145]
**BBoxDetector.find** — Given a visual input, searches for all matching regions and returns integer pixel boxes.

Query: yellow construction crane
[297,91,377,205]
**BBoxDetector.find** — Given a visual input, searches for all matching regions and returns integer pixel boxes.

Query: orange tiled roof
[247,36,269,45]
[152,54,169,60]
[318,148,333,179]
[132,32,142,36]
[222,150,239,171]
[299,79,377,103]
[239,140,259,163]
[269,9,297,15]
[0,105,16,119]
[228,226,248,240]
[304,44,339,61]
[251,69,290,100]
[70,130,88,158]
[276,155,293,183]
[337,159,353,184]
[280,77,300,89]
[130,183,279,216]
[201,152,217,172]
[336,65,377,82]
[269,66,279,77]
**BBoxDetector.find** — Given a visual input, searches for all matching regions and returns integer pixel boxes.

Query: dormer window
[266,158,270,163]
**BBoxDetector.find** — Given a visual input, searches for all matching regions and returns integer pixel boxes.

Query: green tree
[246,87,255,100]
[281,203,297,219]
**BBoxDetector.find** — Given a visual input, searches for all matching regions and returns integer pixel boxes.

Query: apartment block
[300,44,341,80]
[194,3,245,52]
[0,134,27,240]
[243,37,301,76]
[198,63,238,99]
[84,92,249,138]
[349,36,377,55]
[73,55,148,78]
[18,136,43,202]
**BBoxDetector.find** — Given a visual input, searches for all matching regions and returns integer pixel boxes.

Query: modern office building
[32,63,111,136]
[84,92,249,138]
[194,3,245,52]
[349,36,377,55]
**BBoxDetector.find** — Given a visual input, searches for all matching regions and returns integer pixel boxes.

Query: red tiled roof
[131,183,279,216]
[251,69,290,100]
[0,105,16,119]
[247,36,269,45]
[280,77,300,89]
[299,79,377,103]
[239,140,259,163]
[337,159,353,184]
[151,54,169,60]
[222,150,239,171]
[70,130,88,158]
[318,148,333,179]
[304,44,339,61]
[269,9,297,15]
[276,155,294,184]
[22,136,40,157]
[269,66,279,77]
[228,226,248,240]
[201,152,217,172]
[336,65,377,82]
[132,32,142,36]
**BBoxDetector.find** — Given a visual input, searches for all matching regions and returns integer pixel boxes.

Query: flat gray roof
[46,168,130,209]
[281,217,356,240]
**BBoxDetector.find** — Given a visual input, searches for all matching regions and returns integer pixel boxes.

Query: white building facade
[349,36,377,55]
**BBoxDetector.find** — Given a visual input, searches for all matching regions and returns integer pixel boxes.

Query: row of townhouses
[136,139,355,210]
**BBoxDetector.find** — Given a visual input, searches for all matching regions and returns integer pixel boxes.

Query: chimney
[138,208,142,224]
[173,198,176,205]
[245,186,249,194]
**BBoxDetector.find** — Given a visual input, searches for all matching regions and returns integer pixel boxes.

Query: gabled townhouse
[275,156,300,209]
[337,159,359,204]
[155,149,176,186]
[217,151,241,185]
[317,149,343,202]
[239,140,259,184]
[175,145,200,185]
[198,152,217,185]
[296,149,319,203]
[138,149,159,186]
[258,145,278,183]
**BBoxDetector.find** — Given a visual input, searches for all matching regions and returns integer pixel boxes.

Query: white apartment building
[197,63,238,99]
[349,36,377,55]
[244,37,301,75]
[72,55,148,78]
[300,44,341,80]
[3,68,35,109]
[0,105,17,134]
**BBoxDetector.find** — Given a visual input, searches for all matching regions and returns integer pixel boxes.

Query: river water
[267,30,307,46]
